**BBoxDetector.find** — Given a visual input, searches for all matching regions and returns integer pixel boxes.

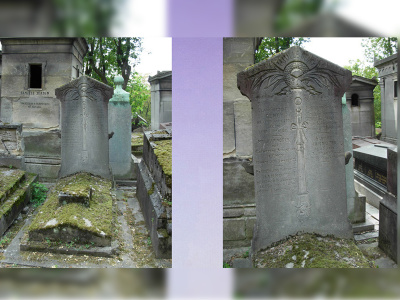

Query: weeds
[31,182,48,208]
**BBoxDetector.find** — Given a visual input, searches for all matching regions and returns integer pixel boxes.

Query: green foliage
[362,37,398,63]
[84,37,143,89]
[31,182,48,208]
[51,0,119,36]
[126,72,151,123]
[275,0,324,32]
[147,237,152,246]
[255,37,310,63]
[344,59,381,124]
[375,121,381,129]
[223,262,231,268]
[0,235,10,248]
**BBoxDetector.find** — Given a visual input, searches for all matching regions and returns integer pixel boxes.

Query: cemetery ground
[0,131,171,268]
[225,202,397,268]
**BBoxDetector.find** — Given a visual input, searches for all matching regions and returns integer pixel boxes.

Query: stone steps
[0,172,37,236]
[0,169,26,205]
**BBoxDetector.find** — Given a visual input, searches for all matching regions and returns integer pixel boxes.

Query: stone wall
[223,38,259,250]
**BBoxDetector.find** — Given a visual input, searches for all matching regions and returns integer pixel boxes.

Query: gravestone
[108,76,133,179]
[237,46,353,252]
[55,76,113,179]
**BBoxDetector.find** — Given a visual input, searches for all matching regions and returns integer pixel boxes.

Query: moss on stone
[153,139,172,187]
[0,168,26,201]
[148,182,155,195]
[254,233,374,268]
[0,173,35,219]
[28,173,113,238]
[131,133,144,147]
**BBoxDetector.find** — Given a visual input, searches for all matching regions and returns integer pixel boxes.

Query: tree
[361,37,397,63]
[84,37,143,90]
[126,72,151,123]
[344,59,381,124]
[255,37,310,63]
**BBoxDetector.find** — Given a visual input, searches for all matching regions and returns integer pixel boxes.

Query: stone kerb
[237,46,353,253]
[56,76,113,179]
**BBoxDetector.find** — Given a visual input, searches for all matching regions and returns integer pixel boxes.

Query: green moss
[131,133,144,147]
[148,182,155,195]
[28,173,113,238]
[0,168,26,201]
[254,233,374,268]
[153,130,168,135]
[0,173,35,219]
[153,139,172,187]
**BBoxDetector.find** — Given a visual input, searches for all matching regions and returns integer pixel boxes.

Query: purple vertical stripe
[172,38,223,268]
[168,0,233,37]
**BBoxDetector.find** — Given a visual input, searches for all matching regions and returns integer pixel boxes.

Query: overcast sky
[135,37,172,76]
[303,37,366,68]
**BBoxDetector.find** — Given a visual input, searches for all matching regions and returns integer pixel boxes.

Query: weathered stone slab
[55,76,113,179]
[0,124,22,156]
[13,97,60,128]
[22,130,61,158]
[108,76,133,179]
[223,159,255,206]
[223,102,235,155]
[234,100,252,157]
[237,46,353,252]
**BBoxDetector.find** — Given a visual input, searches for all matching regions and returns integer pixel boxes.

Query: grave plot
[20,173,116,256]
[137,130,172,259]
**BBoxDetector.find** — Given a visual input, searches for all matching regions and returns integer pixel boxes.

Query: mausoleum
[0,38,88,180]
[374,54,398,144]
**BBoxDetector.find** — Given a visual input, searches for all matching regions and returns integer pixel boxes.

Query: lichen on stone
[254,233,374,268]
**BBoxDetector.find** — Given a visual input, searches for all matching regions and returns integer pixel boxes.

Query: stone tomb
[55,76,113,179]
[237,46,353,252]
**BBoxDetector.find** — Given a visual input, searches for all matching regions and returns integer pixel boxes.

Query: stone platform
[25,173,114,250]
[0,168,37,236]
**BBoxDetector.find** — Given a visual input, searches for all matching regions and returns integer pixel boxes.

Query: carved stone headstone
[55,76,113,179]
[237,46,353,252]
[108,76,133,179]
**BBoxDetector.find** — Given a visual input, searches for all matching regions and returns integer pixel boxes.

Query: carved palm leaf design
[300,62,343,92]
[249,67,285,92]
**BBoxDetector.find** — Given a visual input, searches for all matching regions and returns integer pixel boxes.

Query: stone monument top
[110,76,129,103]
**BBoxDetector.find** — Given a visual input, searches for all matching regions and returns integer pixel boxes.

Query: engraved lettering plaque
[55,76,113,179]
[237,46,353,252]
